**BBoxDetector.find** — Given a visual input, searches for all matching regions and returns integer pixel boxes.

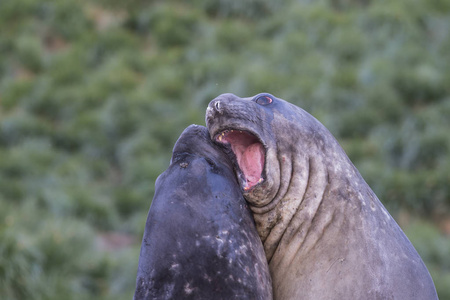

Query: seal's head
[206,93,341,210]
[206,93,353,260]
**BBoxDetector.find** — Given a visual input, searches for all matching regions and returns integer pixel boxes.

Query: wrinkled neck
[252,152,332,262]
[259,147,365,269]
[248,150,296,235]
[250,124,357,262]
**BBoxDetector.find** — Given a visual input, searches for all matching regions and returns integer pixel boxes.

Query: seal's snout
[206,98,227,129]
[214,100,221,112]
[212,100,222,114]
[207,93,240,121]
[206,99,222,120]
[205,104,216,125]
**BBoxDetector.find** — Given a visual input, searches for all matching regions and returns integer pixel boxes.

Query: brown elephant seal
[134,125,272,300]
[206,93,438,300]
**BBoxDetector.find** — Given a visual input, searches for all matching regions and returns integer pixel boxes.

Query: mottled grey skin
[206,93,438,300]
[134,125,272,300]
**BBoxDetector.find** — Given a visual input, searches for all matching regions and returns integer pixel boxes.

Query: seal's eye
[255,95,273,106]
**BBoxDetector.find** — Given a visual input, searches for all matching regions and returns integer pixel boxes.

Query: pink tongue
[220,130,265,189]
[238,143,264,186]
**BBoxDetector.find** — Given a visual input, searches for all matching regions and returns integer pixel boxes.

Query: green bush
[405,221,450,299]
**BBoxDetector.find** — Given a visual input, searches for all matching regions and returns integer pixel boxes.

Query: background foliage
[0,0,449,298]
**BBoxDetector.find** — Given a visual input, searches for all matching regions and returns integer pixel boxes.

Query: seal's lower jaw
[214,129,265,192]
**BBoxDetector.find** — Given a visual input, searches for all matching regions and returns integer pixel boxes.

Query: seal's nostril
[214,101,221,112]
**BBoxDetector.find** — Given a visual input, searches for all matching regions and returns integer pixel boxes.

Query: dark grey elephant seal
[134,125,272,300]
[206,93,437,300]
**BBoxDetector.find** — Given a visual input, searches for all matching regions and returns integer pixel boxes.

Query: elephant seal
[134,125,272,300]
[206,93,437,300]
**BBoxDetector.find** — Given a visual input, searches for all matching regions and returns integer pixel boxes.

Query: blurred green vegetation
[0,0,449,298]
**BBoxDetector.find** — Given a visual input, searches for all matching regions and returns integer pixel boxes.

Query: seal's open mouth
[214,130,265,191]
